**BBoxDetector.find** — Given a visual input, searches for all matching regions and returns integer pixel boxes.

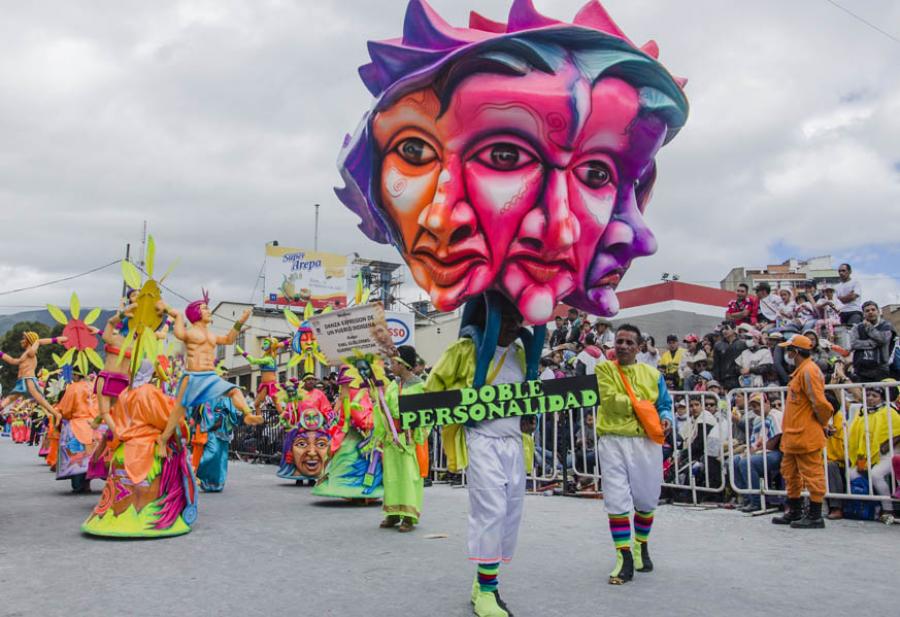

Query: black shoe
[791,501,826,529]
[423,478,433,487]
[494,591,514,617]
[608,549,634,585]
[740,502,759,513]
[772,498,804,525]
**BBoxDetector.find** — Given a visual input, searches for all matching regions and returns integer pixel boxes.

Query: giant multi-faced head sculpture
[279,408,331,479]
[337,0,688,324]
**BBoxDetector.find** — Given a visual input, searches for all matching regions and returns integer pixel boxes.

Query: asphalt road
[1,437,896,617]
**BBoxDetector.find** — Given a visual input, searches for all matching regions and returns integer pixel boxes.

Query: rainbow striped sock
[608,513,632,551]
[634,510,655,544]
[477,563,499,593]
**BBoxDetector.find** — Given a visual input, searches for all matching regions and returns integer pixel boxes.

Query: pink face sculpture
[337,0,688,324]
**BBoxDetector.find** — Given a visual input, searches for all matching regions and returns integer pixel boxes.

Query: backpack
[841,475,878,521]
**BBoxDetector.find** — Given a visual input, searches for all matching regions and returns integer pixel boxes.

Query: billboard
[264,246,348,309]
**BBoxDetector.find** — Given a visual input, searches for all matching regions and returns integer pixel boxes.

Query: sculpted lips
[412,248,487,287]
[592,265,628,289]
[507,246,575,286]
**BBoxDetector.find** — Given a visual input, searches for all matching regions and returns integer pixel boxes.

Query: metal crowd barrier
[727,381,900,513]
[231,408,284,463]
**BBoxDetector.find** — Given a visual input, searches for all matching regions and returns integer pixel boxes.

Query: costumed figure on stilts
[376,345,428,532]
[335,0,688,611]
[312,362,383,501]
[82,359,198,538]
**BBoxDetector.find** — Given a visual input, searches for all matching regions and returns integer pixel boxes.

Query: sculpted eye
[395,137,437,165]
[475,143,536,171]
[574,161,614,189]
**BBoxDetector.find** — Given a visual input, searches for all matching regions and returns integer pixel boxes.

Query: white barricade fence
[727,381,900,514]
[563,391,727,503]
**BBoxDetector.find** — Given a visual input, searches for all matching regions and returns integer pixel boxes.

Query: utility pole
[121,243,131,297]
[314,203,320,252]
[139,220,148,272]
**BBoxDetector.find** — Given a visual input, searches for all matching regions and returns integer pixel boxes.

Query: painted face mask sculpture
[337,0,688,325]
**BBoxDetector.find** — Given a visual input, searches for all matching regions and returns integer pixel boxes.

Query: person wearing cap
[735,328,774,389]
[725,283,758,327]
[847,387,900,524]
[658,335,685,389]
[733,393,782,512]
[678,334,706,390]
[378,345,427,532]
[755,282,782,327]
[593,318,615,348]
[299,371,333,421]
[772,334,835,528]
[814,285,841,342]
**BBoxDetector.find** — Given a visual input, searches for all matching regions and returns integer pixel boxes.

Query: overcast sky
[1,0,899,316]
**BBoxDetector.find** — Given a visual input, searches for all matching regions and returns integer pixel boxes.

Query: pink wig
[185,289,210,324]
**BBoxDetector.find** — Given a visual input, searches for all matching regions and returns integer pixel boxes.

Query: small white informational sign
[308,302,395,365]
[384,310,415,347]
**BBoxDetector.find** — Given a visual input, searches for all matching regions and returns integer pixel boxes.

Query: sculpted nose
[543,169,579,253]
[417,170,477,248]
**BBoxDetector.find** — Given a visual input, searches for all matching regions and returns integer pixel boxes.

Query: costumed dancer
[376,345,427,532]
[335,1,688,611]
[235,336,290,415]
[594,324,672,584]
[0,332,65,427]
[312,364,384,501]
[82,360,198,538]
[426,297,542,616]
[55,371,102,492]
[155,295,263,457]
[192,396,243,492]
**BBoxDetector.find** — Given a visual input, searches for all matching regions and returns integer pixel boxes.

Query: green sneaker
[473,590,509,617]
[633,541,653,572]
[608,549,634,585]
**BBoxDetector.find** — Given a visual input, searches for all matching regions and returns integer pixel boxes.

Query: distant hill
[0,309,117,337]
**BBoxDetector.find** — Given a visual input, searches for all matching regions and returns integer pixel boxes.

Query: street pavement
[1,437,896,617]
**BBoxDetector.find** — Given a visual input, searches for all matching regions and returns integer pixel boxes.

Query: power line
[0,260,120,297]
[823,0,900,44]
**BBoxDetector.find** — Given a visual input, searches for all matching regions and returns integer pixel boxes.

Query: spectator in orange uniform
[772,335,835,529]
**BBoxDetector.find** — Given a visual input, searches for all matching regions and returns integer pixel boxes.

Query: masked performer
[377,345,427,532]
[0,332,65,427]
[156,296,263,457]
[336,1,687,611]
[277,406,332,483]
[312,366,383,501]
[82,361,198,538]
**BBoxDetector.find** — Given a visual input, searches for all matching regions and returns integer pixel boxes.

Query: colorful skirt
[56,420,91,480]
[85,425,113,481]
[81,440,197,538]
[311,429,383,500]
[196,433,230,492]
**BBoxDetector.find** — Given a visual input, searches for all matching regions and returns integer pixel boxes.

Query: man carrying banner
[425,301,527,617]
[595,324,672,585]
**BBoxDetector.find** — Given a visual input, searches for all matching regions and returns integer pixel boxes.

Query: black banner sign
[398,375,598,430]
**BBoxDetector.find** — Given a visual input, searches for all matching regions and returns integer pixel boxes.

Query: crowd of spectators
[537,263,900,522]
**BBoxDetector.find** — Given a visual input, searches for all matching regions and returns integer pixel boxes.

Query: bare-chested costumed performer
[0,332,65,427]
[156,296,263,457]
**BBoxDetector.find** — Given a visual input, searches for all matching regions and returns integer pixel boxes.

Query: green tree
[0,321,65,393]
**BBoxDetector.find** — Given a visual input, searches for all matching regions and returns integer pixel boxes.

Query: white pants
[849,457,895,511]
[465,430,525,563]
[597,435,663,514]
